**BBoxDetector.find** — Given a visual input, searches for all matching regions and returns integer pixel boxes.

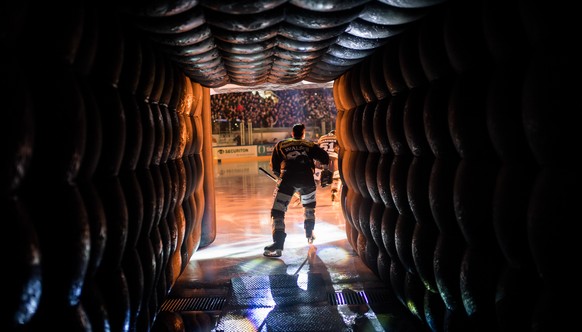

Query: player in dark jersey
[264,123,330,257]
[317,129,341,202]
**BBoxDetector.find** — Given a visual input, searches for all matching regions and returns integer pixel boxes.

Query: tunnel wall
[333,1,580,331]
[2,1,581,331]
[2,3,216,331]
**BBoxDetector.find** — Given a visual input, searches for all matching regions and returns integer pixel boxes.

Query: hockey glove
[320,169,333,188]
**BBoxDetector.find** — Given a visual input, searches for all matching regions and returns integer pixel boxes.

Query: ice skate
[264,231,286,257]
[263,243,283,257]
[306,229,316,244]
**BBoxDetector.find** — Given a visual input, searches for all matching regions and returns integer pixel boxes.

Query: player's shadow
[261,252,348,331]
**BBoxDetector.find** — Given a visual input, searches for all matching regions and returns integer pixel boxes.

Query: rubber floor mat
[228,273,328,308]
[213,273,379,331]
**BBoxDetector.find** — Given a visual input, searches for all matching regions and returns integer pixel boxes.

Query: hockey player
[317,129,341,202]
[264,123,332,257]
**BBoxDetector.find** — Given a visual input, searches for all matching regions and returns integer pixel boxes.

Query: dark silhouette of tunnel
[2,0,579,331]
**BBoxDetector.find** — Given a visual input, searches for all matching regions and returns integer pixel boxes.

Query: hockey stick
[259,167,278,182]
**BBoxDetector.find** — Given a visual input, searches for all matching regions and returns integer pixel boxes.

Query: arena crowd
[210,88,337,130]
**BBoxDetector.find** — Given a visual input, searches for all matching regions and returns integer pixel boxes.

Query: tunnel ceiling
[119,0,449,93]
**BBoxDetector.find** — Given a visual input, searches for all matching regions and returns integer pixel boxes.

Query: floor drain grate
[160,297,227,312]
[328,289,392,306]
